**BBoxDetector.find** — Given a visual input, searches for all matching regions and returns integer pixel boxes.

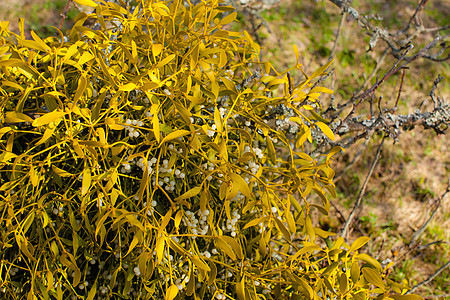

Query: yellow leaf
[311,60,333,79]
[214,236,236,260]
[243,216,268,230]
[152,43,163,57]
[124,235,139,257]
[119,82,137,91]
[362,267,385,289]
[349,236,370,252]
[165,284,178,300]
[174,186,201,202]
[220,235,243,259]
[351,261,360,283]
[285,208,296,233]
[274,217,291,242]
[4,112,33,123]
[191,256,210,272]
[81,167,91,196]
[73,0,97,7]
[30,30,50,52]
[131,40,138,62]
[32,110,66,127]
[78,51,94,65]
[236,276,246,300]
[29,166,39,187]
[356,253,382,270]
[36,127,56,146]
[220,12,237,25]
[316,121,335,141]
[52,166,73,177]
[305,215,315,241]
[266,136,276,164]
[156,54,176,69]
[310,86,333,94]
[86,280,97,300]
[208,260,217,286]
[229,173,251,198]
[174,210,183,229]
[293,44,299,63]
[153,111,160,143]
[160,129,190,144]
[73,75,87,104]
[214,107,223,133]
[0,151,17,163]
[156,235,165,263]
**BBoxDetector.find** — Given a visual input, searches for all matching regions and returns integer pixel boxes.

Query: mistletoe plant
[0,0,423,299]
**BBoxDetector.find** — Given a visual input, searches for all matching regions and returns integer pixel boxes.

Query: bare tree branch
[411,184,450,246]
[406,261,450,294]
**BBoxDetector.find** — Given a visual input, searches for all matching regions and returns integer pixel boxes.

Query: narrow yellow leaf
[356,253,382,270]
[274,217,291,242]
[160,129,190,144]
[119,82,137,91]
[165,284,178,300]
[78,51,94,65]
[30,31,50,52]
[81,167,91,196]
[220,12,237,25]
[220,235,243,259]
[316,121,335,141]
[362,267,385,289]
[214,236,236,260]
[131,40,138,62]
[214,107,223,133]
[174,186,201,202]
[236,276,245,300]
[73,0,97,7]
[152,43,163,57]
[152,108,160,142]
[73,75,87,104]
[305,215,315,241]
[349,236,370,252]
[32,110,66,127]
[351,261,360,283]
[4,112,33,123]
[293,44,299,63]
[243,216,268,230]
[191,256,210,272]
[310,86,333,94]
[229,173,251,198]
[36,127,56,146]
[156,235,165,263]
[0,151,18,163]
[156,54,175,69]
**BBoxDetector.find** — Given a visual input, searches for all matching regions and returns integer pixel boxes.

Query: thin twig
[330,200,346,224]
[354,45,413,103]
[402,0,429,34]
[59,0,73,30]
[426,293,450,298]
[411,184,450,246]
[393,67,407,112]
[406,261,450,294]
[341,135,385,240]
[329,11,346,61]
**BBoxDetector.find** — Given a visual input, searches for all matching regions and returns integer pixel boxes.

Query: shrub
[0,0,423,299]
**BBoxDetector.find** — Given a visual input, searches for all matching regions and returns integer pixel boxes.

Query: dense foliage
[0,0,424,299]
